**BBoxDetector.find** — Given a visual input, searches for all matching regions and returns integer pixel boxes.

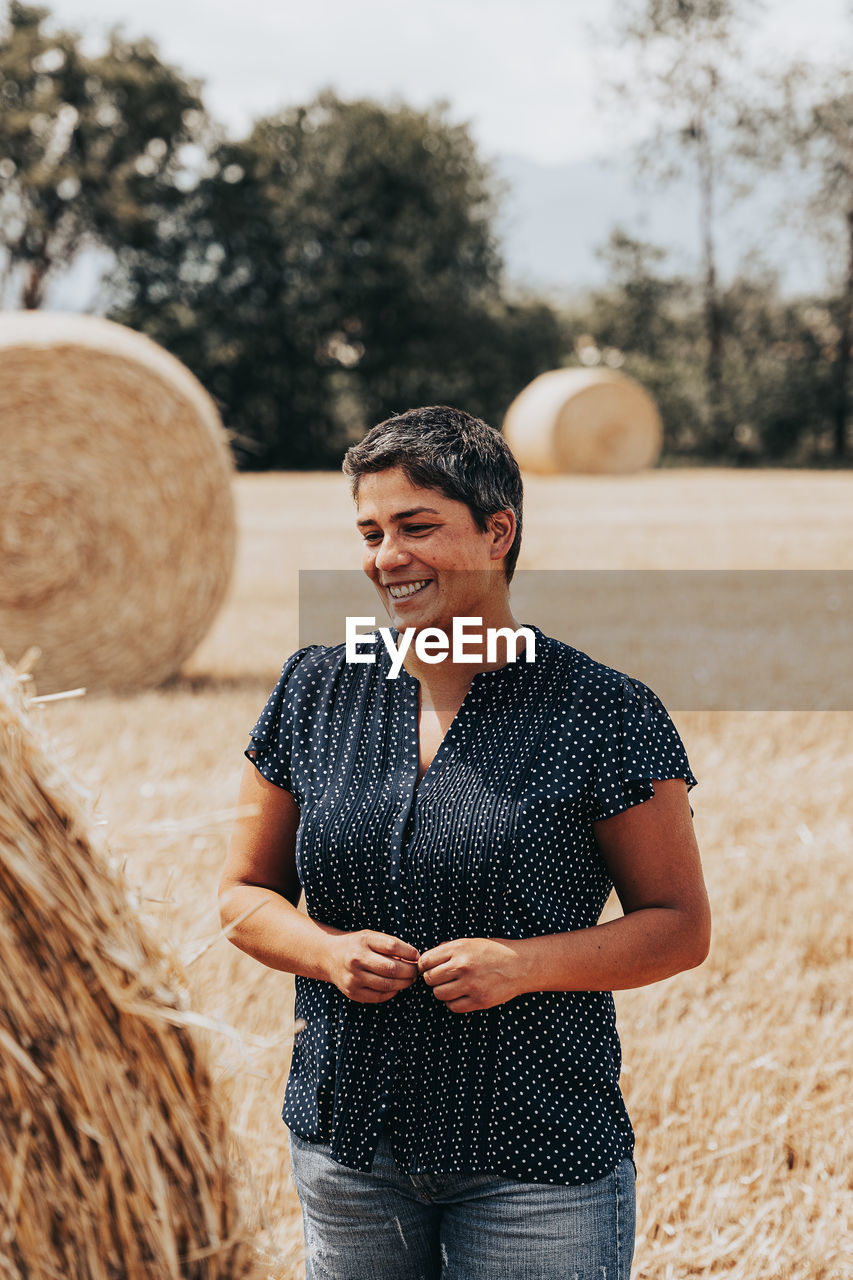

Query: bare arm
[419,778,711,1009]
[219,758,419,1000]
[508,777,711,992]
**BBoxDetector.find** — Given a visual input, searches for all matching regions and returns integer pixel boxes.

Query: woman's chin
[389,606,436,632]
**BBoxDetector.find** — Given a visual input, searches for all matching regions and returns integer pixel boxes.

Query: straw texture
[0,652,258,1279]
[0,312,237,695]
[502,368,663,474]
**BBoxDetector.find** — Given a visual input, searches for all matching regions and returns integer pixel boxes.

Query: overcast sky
[38,0,852,167]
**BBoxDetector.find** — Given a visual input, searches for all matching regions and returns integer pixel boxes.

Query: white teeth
[387,579,430,599]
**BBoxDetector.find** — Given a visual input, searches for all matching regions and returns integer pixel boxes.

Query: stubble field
[39,469,852,1279]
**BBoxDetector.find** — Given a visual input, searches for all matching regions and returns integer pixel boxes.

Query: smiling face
[356,467,515,634]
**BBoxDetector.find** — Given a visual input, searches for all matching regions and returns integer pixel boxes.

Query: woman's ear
[487,509,516,562]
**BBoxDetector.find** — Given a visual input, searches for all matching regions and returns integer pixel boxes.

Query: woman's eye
[362,524,436,544]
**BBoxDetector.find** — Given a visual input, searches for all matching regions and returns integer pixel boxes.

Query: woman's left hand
[417,937,522,1012]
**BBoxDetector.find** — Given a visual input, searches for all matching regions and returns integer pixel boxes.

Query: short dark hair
[342,405,524,582]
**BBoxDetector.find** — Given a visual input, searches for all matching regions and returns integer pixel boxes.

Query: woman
[219,405,711,1280]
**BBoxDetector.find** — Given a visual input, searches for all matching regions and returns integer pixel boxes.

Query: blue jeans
[287,1126,636,1279]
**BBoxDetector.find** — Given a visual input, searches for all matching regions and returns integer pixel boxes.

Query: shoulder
[276,640,350,698]
[573,645,654,703]
[535,630,649,710]
[532,632,677,754]
[275,633,392,705]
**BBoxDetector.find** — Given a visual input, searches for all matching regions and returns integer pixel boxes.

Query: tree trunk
[697,127,727,454]
[21,258,49,310]
[833,206,853,461]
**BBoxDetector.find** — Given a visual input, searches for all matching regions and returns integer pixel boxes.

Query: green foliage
[611,0,767,452]
[110,92,566,468]
[590,231,695,360]
[732,62,853,457]
[626,0,753,42]
[0,2,206,308]
[718,278,838,459]
[560,230,837,463]
[3,1,844,468]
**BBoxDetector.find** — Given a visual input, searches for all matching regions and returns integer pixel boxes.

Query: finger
[418,945,450,972]
[359,973,417,994]
[421,961,454,987]
[353,987,405,1004]
[356,954,420,981]
[428,977,467,1002]
[368,933,420,963]
[446,996,478,1013]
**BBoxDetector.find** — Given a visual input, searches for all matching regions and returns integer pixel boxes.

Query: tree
[111,92,565,468]
[607,0,762,454]
[563,233,838,462]
[0,1,207,309]
[717,273,837,461]
[590,229,691,360]
[735,66,853,460]
[564,229,708,455]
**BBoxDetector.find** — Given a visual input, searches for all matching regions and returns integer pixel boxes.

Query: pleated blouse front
[244,625,698,1185]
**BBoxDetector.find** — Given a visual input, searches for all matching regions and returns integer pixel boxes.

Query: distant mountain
[493,151,830,301]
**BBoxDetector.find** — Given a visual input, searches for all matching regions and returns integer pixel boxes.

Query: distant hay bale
[0,654,257,1279]
[502,367,663,475]
[0,312,237,695]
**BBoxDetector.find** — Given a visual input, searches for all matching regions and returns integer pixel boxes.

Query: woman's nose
[374,534,411,572]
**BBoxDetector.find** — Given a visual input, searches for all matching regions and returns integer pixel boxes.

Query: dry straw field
[37,468,852,1279]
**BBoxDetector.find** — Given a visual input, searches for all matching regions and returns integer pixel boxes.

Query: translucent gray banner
[297,570,852,710]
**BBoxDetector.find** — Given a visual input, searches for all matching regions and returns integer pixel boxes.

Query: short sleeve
[244,647,315,795]
[587,675,698,823]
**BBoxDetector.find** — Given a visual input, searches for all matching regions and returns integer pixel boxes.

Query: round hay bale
[0,651,259,1279]
[502,367,663,475]
[0,312,236,695]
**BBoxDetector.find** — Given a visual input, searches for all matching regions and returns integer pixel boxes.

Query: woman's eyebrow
[356,506,441,528]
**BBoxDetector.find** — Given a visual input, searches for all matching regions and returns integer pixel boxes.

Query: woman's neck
[398,605,529,696]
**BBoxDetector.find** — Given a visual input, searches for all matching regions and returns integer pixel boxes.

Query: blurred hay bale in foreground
[0,653,257,1279]
[0,312,236,695]
[503,367,663,474]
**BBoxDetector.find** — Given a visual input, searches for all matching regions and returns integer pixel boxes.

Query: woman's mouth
[386,578,432,600]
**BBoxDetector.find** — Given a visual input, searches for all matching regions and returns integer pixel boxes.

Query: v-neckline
[411,677,477,795]
[388,624,542,798]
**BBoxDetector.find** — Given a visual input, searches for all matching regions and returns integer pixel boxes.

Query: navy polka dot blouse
[244,624,698,1185]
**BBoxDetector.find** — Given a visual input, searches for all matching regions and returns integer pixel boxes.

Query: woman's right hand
[326,930,421,1003]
